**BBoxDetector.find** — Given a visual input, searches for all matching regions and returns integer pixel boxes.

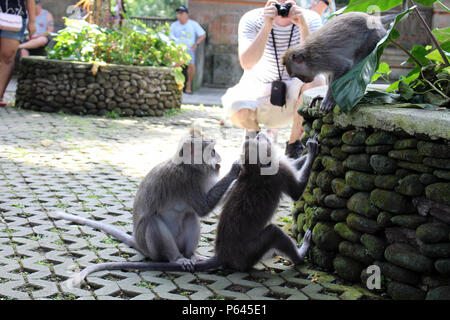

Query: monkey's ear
[292,53,304,64]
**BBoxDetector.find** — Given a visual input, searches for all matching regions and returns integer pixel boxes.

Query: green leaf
[343,0,402,12]
[432,27,450,43]
[407,45,432,66]
[426,44,450,63]
[386,71,420,92]
[331,7,415,113]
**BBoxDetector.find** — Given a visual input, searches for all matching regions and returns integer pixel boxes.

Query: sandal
[0,101,7,107]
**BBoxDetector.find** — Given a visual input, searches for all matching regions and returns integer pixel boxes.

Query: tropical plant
[47,18,191,88]
[330,0,449,112]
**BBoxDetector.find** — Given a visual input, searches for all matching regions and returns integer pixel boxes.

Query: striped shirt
[238,8,322,83]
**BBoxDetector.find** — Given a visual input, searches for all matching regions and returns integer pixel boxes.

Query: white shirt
[239,8,322,83]
[170,19,206,49]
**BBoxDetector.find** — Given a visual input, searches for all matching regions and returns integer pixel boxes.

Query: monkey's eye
[211,149,216,157]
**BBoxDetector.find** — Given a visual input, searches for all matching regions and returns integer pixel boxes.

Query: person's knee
[0,48,17,64]
[20,48,29,58]
[230,108,252,126]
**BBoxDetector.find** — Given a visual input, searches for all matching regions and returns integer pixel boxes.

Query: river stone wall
[15,56,182,117]
[292,88,450,300]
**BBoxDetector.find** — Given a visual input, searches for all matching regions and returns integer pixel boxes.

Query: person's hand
[27,21,36,36]
[263,0,279,28]
[286,1,307,26]
[190,43,198,51]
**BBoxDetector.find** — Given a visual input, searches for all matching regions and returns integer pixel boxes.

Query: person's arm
[311,0,331,17]
[46,11,54,33]
[191,34,206,51]
[239,0,277,71]
[26,0,37,36]
[287,0,310,41]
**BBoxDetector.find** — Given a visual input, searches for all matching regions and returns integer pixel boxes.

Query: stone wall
[292,88,450,300]
[15,57,182,117]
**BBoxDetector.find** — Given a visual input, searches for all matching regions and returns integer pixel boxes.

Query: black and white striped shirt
[238,8,322,83]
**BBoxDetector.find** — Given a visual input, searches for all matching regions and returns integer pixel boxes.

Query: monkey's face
[282,48,315,83]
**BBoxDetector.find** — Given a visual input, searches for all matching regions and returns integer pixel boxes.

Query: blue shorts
[0,18,27,42]
[188,48,195,65]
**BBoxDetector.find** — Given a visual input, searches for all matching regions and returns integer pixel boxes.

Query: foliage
[47,18,191,88]
[124,0,186,18]
[331,0,449,112]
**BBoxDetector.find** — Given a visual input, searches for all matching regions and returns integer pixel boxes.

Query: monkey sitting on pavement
[282,12,395,112]
[55,129,241,284]
[60,132,319,286]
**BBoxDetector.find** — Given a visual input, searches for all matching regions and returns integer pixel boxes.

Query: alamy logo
[366,265,381,290]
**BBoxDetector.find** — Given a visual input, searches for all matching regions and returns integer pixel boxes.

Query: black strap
[271,25,295,81]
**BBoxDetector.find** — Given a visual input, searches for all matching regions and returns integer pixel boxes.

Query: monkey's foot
[298,229,312,259]
[309,95,323,109]
[319,99,336,113]
[176,257,195,272]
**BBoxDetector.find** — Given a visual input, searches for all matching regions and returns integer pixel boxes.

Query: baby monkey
[283,12,392,112]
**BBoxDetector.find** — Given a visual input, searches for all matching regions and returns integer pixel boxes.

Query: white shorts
[221,78,304,129]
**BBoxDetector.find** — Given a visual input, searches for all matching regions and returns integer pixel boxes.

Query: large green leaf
[330,7,415,113]
[414,0,438,6]
[432,27,450,43]
[343,0,402,13]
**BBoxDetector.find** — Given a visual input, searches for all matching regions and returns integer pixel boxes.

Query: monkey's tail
[55,211,137,249]
[67,257,222,288]
[67,261,188,288]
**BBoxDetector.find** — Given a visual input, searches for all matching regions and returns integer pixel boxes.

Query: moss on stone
[312,222,341,251]
[434,259,450,276]
[417,141,450,158]
[396,174,425,196]
[365,145,393,154]
[425,182,450,206]
[323,194,347,208]
[330,209,350,222]
[331,178,355,198]
[339,241,374,265]
[433,170,450,180]
[369,155,397,174]
[342,144,365,154]
[341,129,367,146]
[387,281,426,300]
[426,286,450,300]
[394,138,418,150]
[316,171,334,193]
[420,243,450,258]
[347,192,379,219]
[391,215,426,229]
[388,150,423,163]
[334,222,362,243]
[374,175,399,190]
[345,171,375,191]
[384,243,434,274]
[370,189,409,214]
[397,161,434,174]
[333,255,365,282]
[423,157,450,170]
[374,261,420,285]
[377,211,393,227]
[343,154,372,173]
[419,173,439,185]
[360,234,386,260]
[416,223,449,243]
[366,131,396,146]
[311,246,335,270]
[346,213,380,234]
[330,147,348,161]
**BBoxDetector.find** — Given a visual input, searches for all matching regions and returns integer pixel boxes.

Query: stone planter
[292,86,450,300]
[15,56,182,117]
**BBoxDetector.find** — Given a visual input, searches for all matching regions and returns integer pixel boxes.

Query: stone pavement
[0,91,383,300]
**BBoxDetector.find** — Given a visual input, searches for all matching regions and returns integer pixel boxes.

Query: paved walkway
[0,86,381,300]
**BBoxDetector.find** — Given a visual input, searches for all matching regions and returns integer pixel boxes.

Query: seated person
[19,0,54,57]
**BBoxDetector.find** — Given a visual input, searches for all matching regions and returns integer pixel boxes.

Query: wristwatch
[320,0,330,6]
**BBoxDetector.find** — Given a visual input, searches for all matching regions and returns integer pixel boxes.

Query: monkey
[282,12,395,112]
[60,132,319,287]
[55,128,241,284]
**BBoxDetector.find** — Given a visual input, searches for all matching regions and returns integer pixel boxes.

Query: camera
[274,3,292,17]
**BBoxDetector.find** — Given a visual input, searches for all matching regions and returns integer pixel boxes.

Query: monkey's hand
[176,257,195,273]
[309,95,323,109]
[298,229,312,259]
[306,134,319,157]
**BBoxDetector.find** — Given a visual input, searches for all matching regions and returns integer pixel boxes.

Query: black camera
[274,3,292,17]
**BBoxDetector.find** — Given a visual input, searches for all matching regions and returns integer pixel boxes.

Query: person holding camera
[221,0,325,158]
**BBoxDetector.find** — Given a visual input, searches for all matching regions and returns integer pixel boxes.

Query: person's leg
[288,75,327,144]
[18,36,49,50]
[185,63,195,94]
[0,37,21,104]
[230,108,260,132]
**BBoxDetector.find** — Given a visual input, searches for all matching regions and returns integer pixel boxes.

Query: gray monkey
[56,129,241,285]
[282,12,395,112]
[61,132,319,286]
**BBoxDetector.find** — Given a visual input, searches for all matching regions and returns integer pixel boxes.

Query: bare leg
[186,63,195,93]
[289,75,326,143]
[20,48,30,58]
[0,37,20,101]
[18,36,48,50]
[230,108,260,132]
